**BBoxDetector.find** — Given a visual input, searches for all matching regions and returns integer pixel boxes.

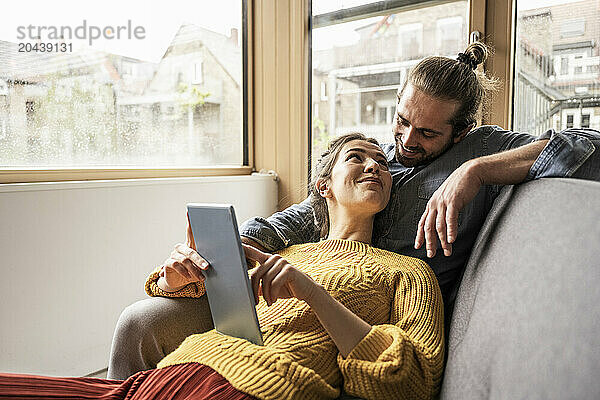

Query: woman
[0,133,444,400]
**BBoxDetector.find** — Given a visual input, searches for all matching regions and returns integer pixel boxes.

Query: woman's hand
[158,213,209,291]
[243,244,318,306]
[245,244,372,357]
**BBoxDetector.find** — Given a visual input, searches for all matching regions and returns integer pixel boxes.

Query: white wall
[0,174,278,377]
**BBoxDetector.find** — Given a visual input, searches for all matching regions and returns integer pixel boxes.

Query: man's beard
[394,136,454,167]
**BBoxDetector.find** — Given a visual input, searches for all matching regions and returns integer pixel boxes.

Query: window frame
[0,0,252,184]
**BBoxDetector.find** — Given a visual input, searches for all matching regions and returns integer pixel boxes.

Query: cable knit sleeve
[144,265,206,298]
[337,259,445,400]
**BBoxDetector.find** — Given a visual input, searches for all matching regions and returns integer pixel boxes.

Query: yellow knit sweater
[145,239,444,400]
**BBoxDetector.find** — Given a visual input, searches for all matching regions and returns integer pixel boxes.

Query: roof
[166,24,242,86]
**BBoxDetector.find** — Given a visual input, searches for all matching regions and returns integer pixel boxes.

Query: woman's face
[324,140,392,215]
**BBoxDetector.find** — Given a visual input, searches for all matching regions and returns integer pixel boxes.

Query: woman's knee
[114,296,213,343]
[116,297,179,337]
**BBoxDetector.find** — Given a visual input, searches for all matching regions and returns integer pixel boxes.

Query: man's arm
[416,127,600,258]
[415,140,547,258]
[239,197,320,252]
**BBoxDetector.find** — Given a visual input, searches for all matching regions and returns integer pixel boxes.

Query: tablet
[186,203,263,346]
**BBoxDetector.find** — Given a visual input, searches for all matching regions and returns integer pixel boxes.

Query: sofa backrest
[441,178,600,399]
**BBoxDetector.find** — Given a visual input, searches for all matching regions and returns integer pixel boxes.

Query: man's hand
[415,160,483,258]
[243,244,318,306]
[414,139,548,258]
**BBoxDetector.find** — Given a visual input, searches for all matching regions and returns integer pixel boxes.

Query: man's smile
[398,142,423,158]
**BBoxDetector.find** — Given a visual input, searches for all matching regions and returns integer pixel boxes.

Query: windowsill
[0,166,253,184]
[0,171,277,193]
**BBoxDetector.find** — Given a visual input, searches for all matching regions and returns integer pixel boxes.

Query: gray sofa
[440,178,600,399]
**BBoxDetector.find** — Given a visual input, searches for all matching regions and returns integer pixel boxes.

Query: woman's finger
[183,259,204,281]
[243,244,270,264]
[175,243,208,269]
[167,262,192,280]
[186,212,196,250]
[171,251,204,281]
[249,255,277,303]
[261,257,286,305]
[269,267,294,301]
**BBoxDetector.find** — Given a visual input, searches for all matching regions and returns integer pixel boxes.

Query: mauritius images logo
[16,20,146,46]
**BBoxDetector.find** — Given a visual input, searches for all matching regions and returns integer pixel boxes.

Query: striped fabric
[0,363,255,399]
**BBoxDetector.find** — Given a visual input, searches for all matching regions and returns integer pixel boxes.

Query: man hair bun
[457,41,490,70]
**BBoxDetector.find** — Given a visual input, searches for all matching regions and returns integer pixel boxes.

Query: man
[107,43,600,380]
[239,46,599,315]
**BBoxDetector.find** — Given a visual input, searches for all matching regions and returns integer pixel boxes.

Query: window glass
[513,0,600,135]
[310,0,468,169]
[0,0,244,168]
[399,23,423,60]
[436,16,463,55]
[582,113,590,127]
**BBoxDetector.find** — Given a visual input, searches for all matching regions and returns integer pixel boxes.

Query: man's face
[393,84,465,167]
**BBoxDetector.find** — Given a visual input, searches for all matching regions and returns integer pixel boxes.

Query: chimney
[229,28,239,46]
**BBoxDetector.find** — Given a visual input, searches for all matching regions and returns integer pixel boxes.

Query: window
[398,23,423,60]
[582,114,590,128]
[192,61,204,85]
[560,18,585,38]
[377,107,387,124]
[567,114,574,128]
[1,0,247,172]
[320,81,328,101]
[310,0,468,169]
[436,16,463,55]
[560,57,569,75]
[513,0,600,135]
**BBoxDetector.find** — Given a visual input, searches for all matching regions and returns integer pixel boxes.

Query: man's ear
[453,123,474,144]
[316,178,332,198]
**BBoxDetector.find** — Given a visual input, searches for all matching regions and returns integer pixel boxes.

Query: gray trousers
[107,295,214,380]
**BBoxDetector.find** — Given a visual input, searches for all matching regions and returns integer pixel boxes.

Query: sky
[1,0,241,62]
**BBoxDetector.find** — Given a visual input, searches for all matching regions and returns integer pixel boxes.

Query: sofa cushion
[441,178,600,399]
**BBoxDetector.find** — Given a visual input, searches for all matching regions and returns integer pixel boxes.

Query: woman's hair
[402,41,499,135]
[309,132,380,239]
